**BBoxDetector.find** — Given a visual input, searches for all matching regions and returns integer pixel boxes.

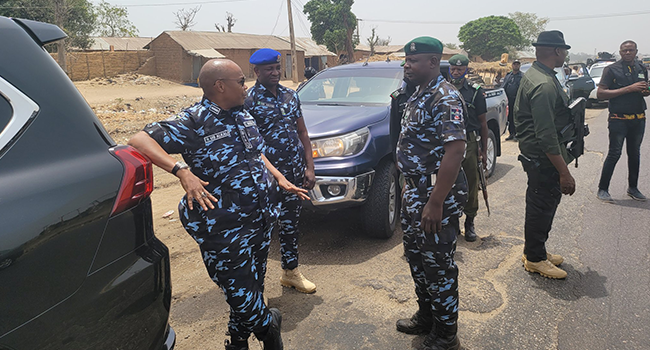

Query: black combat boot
[464,216,477,242]
[261,308,283,350]
[396,301,433,335]
[422,323,460,350]
[224,338,249,350]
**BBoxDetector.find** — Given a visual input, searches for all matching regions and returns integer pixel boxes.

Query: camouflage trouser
[401,171,467,326]
[193,215,275,340]
[278,174,303,270]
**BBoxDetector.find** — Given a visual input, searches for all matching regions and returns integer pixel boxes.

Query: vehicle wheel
[586,99,593,108]
[362,161,400,239]
[485,129,497,178]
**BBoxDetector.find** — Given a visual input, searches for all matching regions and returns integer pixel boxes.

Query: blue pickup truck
[298,61,508,238]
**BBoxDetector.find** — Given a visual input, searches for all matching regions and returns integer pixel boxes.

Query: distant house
[278,36,336,71]
[83,37,154,51]
[145,31,306,84]
[354,44,468,62]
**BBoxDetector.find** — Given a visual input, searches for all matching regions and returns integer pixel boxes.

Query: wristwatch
[171,161,189,176]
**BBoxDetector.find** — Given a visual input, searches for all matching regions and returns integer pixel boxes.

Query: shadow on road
[269,289,324,332]
[612,198,650,210]
[528,264,608,301]
[488,163,516,183]
[268,207,403,266]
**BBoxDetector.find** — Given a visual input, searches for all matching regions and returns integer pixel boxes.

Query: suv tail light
[109,145,153,216]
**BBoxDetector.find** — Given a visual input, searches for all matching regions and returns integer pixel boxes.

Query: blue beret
[250,48,282,65]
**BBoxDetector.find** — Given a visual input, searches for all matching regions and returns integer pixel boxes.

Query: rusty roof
[153,31,305,52]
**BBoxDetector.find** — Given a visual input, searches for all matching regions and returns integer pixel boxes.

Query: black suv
[0,17,175,349]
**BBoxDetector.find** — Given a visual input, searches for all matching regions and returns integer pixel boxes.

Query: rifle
[560,97,589,167]
[477,142,490,216]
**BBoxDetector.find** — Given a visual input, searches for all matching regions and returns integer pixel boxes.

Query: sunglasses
[217,78,246,87]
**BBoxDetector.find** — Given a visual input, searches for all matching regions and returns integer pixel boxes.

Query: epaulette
[471,82,481,90]
[390,89,401,99]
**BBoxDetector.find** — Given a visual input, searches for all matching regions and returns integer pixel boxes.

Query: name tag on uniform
[243,120,256,127]
[204,130,230,144]
[257,101,275,108]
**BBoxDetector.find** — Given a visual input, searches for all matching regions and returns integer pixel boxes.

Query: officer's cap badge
[410,42,416,52]
[456,59,462,65]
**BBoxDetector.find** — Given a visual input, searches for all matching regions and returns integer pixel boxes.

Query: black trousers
[523,168,562,262]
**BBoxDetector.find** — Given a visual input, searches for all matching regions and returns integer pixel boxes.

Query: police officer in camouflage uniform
[245,49,317,294]
[395,37,468,350]
[447,54,488,242]
[128,59,309,350]
[515,31,575,280]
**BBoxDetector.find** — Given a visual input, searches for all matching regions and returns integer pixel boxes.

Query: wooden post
[286,0,299,83]
[86,53,90,80]
[54,0,67,72]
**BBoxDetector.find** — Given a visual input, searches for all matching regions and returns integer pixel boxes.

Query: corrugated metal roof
[187,49,226,58]
[160,31,305,51]
[277,37,335,57]
[88,37,153,51]
[355,44,404,54]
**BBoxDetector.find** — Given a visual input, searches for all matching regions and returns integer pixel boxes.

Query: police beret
[449,54,469,66]
[404,37,443,56]
[250,48,282,65]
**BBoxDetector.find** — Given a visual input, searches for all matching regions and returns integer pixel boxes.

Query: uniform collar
[414,74,445,97]
[255,81,286,98]
[201,97,223,115]
[533,61,557,77]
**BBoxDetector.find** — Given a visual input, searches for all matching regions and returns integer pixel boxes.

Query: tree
[0,0,96,49]
[366,27,391,55]
[174,6,200,31]
[444,43,458,50]
[303,0,358,63]
[508,12,548,49]
[216,12,236,33]
[95,1,137,37]
[458,16,524,61]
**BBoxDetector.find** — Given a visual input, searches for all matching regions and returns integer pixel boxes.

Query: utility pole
[286,0,299,83]
[54,0,67,73]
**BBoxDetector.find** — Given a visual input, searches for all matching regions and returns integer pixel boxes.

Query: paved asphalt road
[172,100,650,350]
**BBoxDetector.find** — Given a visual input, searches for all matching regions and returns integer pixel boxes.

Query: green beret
[449,54,469,66]
[404,36,443,56]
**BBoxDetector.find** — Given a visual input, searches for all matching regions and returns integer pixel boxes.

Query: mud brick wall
[50,51,154,81]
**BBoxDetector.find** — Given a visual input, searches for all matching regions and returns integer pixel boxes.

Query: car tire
[362,160,400,239]
[485,129,497,178]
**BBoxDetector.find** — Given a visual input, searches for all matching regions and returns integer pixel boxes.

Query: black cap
[532,30,571,49]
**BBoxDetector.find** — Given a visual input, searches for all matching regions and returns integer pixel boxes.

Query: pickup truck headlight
[311,127,370,158]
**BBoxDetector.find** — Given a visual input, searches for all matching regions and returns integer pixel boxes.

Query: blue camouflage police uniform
[397,74,468,327]
[245,55,306,271]
[143,97,281,341]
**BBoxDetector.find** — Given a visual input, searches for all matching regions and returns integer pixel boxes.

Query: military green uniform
[514,61,573,263]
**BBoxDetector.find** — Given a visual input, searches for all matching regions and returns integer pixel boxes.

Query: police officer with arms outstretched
[245,48,317,294]
[447,54,488,242]
[128,59,308,350]
[395,36,467,350]
[515,31,575,280]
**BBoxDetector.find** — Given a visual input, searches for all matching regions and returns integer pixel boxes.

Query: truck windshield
[299,68,402,105]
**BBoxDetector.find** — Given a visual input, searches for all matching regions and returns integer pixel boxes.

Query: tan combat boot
[522,253,564,266]
[280,268,316,294]
[523,258,567,279]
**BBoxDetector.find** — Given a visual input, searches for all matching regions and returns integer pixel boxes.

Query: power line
[0,0,255,9]
[268,0,284,35]
[360,9,650,25]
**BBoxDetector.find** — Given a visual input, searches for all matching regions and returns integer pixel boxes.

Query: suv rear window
[0,94,12,134]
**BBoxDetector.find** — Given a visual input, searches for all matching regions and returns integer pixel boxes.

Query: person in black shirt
[596,40,650,202]
[502,59,523,140]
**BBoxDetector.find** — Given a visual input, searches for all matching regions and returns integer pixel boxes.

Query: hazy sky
[97,0,650,57]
